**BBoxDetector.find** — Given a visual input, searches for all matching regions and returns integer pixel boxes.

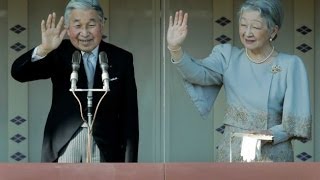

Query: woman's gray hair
[64,0,105,27]
[239,0,284,37]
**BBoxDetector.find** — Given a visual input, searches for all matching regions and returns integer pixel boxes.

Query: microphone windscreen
[72,51,81,65]
[99,51,108,64]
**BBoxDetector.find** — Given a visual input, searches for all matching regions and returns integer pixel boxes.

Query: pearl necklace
[246,46,274,64]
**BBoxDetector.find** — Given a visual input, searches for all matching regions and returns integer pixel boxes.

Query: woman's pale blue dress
[173,44,312,162]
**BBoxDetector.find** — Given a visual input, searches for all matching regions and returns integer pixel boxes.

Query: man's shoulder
[59,39,76,52]
[60,39,72,46]
[99,41,132,55]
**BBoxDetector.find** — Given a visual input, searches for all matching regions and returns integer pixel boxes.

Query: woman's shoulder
[202,44,243,71]
[211,43,243,58]
[213,43,241,52]
[276,52,308,74]
[277,52,305,66]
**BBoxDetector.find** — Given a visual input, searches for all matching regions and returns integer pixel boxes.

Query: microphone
[99,51,110,91]
[70,51,81,90]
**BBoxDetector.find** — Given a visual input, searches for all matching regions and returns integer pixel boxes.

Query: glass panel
[109,0,161,162]
[7,0,315,163]
[163,0,215,162]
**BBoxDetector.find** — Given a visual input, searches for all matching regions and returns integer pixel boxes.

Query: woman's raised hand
[167,10,188,50]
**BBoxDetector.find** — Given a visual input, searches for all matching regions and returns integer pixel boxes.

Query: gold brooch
[271,65,281,74]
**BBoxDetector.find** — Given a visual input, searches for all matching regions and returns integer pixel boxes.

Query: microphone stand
[86,90,93,163]
[70,87,108,163]
[70,51,110,163]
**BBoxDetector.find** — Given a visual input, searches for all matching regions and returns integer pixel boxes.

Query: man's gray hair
[64,0,105,27]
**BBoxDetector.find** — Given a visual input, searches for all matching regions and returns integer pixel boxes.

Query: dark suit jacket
[11,40,139,162]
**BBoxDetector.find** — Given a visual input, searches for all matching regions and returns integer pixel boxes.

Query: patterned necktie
[84,52,94,88]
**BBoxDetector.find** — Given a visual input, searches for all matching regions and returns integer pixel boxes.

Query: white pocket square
[110,77,118,81]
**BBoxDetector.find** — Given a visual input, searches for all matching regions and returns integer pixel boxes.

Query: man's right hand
[37,12,67,57]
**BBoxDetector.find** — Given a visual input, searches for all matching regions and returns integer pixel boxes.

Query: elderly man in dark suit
[11,0,139,163]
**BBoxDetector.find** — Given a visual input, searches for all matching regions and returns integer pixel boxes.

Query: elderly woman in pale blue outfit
[166,0,311,162]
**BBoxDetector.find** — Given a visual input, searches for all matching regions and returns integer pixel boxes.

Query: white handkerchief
[240,136,261,162]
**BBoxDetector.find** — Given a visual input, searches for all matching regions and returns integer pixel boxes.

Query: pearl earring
[269,38,273,42]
